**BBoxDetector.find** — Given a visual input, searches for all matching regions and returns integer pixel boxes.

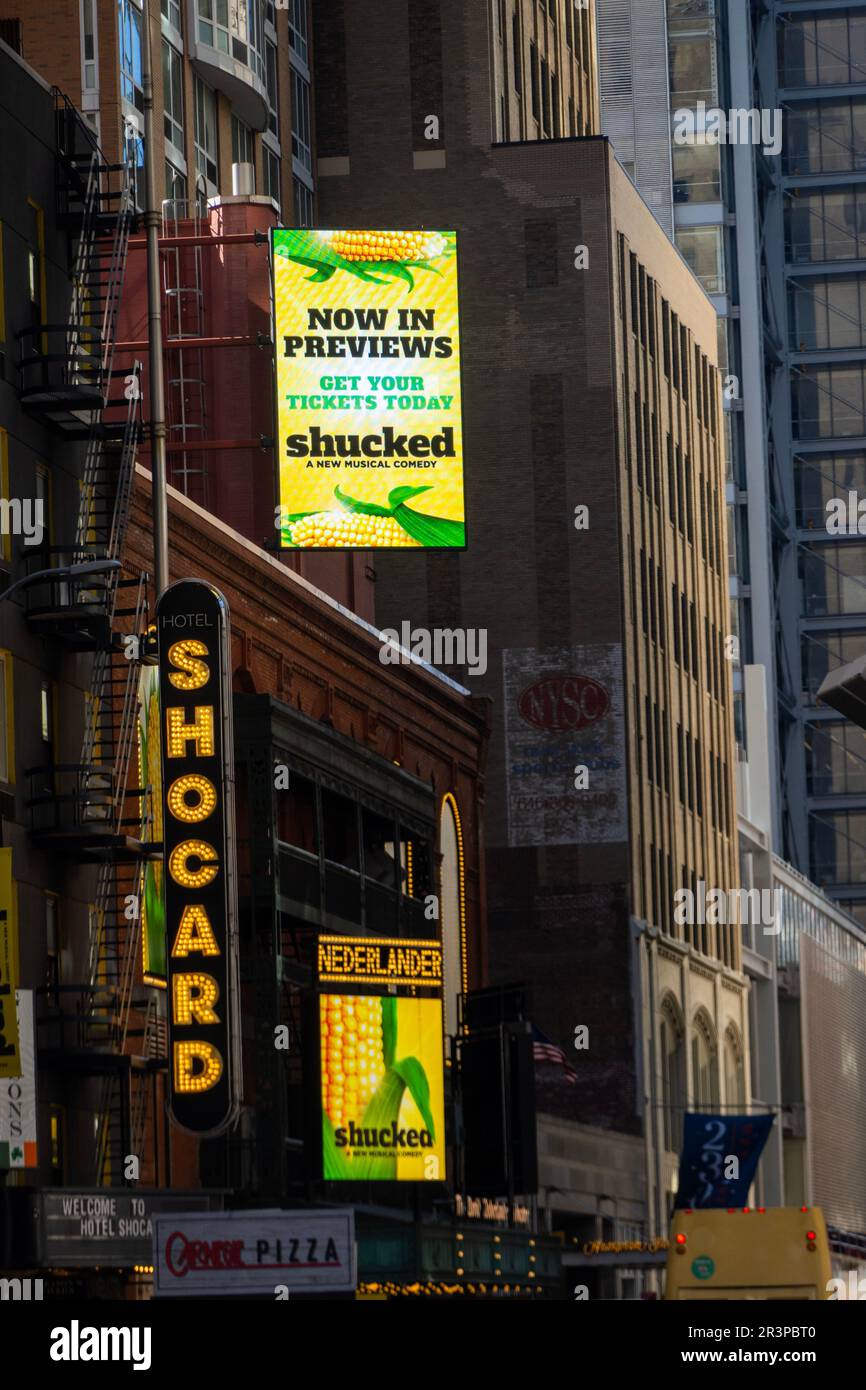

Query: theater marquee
[315,936,445,1182]
[156,580,241,1136]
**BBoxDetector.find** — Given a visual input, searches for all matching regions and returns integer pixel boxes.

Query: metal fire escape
[15,93,164,1186]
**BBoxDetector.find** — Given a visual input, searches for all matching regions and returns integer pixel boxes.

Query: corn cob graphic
[326,230,446,263]
[320,996,385,1131]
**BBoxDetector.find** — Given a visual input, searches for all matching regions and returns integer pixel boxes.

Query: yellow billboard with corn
[316,935,446,1181]
[272,228,465,550]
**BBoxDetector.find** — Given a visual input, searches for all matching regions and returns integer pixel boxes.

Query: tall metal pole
[141,0,170,596]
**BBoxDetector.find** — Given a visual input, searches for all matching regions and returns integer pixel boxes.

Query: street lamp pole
[141,0,170,598]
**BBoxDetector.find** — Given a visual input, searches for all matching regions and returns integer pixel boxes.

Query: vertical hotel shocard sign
[157,580,241,1135]
[272,229,466,550]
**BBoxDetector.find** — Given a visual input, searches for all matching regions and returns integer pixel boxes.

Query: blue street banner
[675,1113,775,1209]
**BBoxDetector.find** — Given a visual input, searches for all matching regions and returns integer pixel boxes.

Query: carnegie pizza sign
[156,580,241,1136]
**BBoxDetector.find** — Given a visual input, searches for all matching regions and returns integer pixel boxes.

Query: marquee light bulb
[166,705,215,758]
[167,639,210,690]
[171,904,221,958]
[174,1040,223,1093]
[167,773,218,823]
[173,971,221,1025]
[169,838,219,888]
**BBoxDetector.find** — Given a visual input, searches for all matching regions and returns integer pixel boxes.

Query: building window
[672,142,721,203]
[530,41,539,123]
[806,721,866,796]
[780,11,866,88]
[786,185,866,264]
[49,1104,66,1182]
[0,650,13,783]
[291,68,312,173]
[691,1012,719,1106]
[81,0,98,90]
[34,462,50,549]
[231,113,255,183]
[661,995,686,1153]
[801,540,866,617]
[165,160,187,208]
[26,199,46,335]
[264,146,281,211]
[789,275,866,353]
[161,0,182,29]
[265,36,279,139]
[668,34,717,109]
[802,625,866,699]
[163,38,185,155]
[194,76,218,191]
[675,225,725,294]
[118,0,144,113]
[40,679,53,744]
[784,99,866,178]
[122,121,145,212]
[293,176,313,227]
[288,0,308,66]
[197,0,265,79]
[794,365,866,441]
[512,12,521,93]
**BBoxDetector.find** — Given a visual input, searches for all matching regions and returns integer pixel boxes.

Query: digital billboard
[156,579,241,1136]
[319,993,445,1182]
[316,935,445,1182]
[272,228,465,550]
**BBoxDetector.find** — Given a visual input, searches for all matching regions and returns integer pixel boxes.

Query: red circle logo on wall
[517,674,611,732]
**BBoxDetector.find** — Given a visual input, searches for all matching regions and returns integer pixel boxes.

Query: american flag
[532,1025,578,1085]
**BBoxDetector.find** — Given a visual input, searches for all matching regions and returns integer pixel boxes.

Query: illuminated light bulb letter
[174,1040,223,1093]
[168,639,210,690]
[167,773,218,823]
[165,705,215,758]
[169,839,219,889]
[171,904,221,958]
[173,972,220,1025]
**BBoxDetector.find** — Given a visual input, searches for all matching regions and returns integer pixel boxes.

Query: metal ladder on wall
[162,197,209,505]
[72,378,155,1186]
[56,90,132,405]
[87,574,152,1187]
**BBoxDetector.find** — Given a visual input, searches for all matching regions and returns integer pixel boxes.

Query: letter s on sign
[168,640,210,691]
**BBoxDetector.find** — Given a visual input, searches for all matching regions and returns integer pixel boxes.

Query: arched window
[691,1009,719,1109]
[660,993,686,1153]
[724,1022,745,1109]
[439,793,466,1051]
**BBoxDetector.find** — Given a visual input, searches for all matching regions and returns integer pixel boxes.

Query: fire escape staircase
[14,94,166,1186]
